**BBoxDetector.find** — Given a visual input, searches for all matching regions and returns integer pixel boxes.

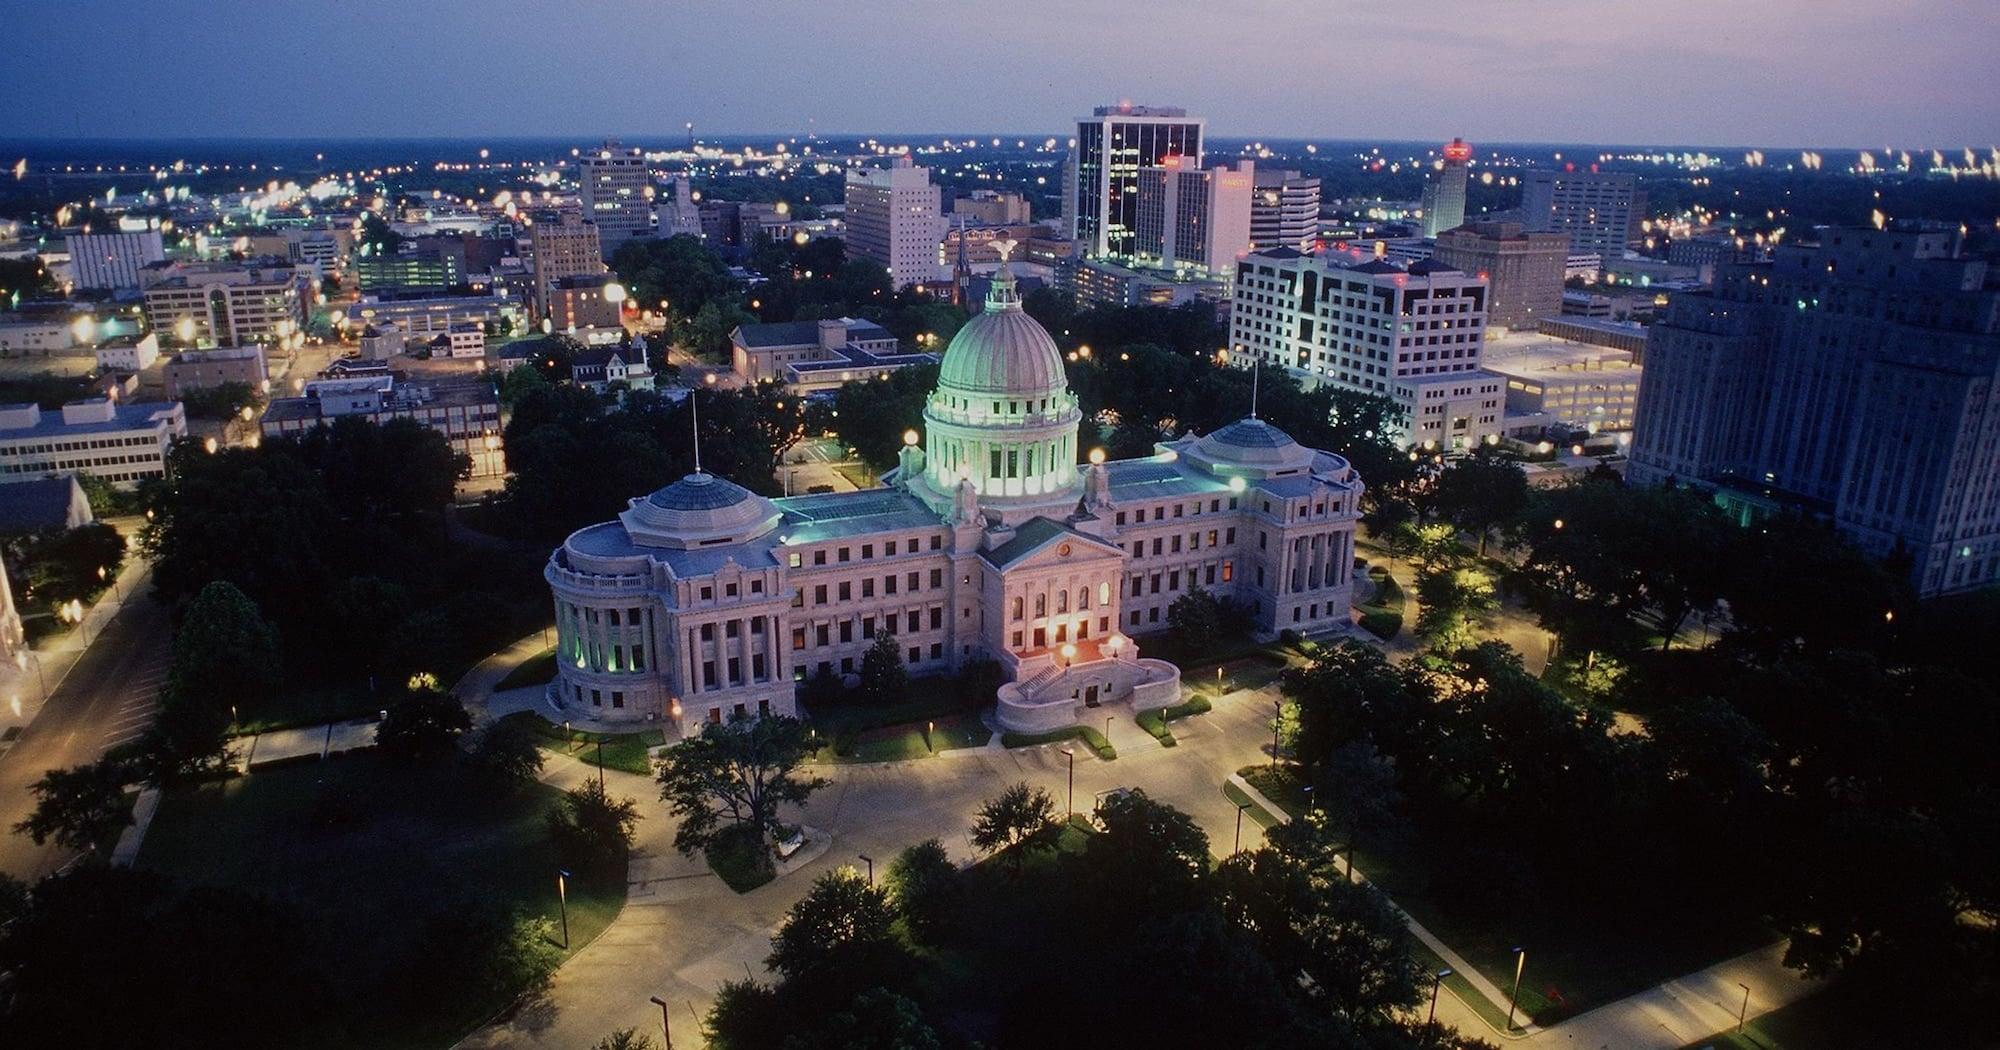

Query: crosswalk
[98,658,168,751]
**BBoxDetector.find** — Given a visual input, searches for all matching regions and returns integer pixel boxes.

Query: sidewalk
[1,556,153,736]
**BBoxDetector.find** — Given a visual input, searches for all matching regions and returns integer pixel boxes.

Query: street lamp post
[1736,982,1750,1032]
[1428,968,1453,1025]
[1506,947,1527,1032]
[557,869,572,949]
[1060,747,1075,816]
[1234,801,1251,853]
[596,739,605,792]
[649,995,674,1049]
[858,854,873,885]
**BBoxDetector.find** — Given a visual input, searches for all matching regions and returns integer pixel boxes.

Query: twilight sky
[2,0,1995,147]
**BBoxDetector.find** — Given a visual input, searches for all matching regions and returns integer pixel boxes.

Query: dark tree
[12,760,131,852]
[969,782,1061,872]
[546,779,640,874]
[373,688,471,761]
[470,718,546,790]
[858,631,907,704]
[764,869,903,988]
[884,838,960,946]
[656,714,826,858]
[165,580,280,717]
[1430,446,1529,555]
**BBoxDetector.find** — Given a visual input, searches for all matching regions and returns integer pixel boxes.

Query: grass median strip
[499,711,665,775]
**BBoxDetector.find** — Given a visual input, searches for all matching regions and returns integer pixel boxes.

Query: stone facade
[547,265,1364,737]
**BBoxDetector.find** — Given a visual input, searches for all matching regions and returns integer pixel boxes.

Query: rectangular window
[839,582,852,601]
[862,543,874,559]
[727,657,740,683]
[839,547,851,563]
[863,578,875,599]
[789,552,802,568]
[863,617,876,639]
[792,627,807,650]
[815,584,828,604]
[814,550,827,565]
[907,571,920,591]
[930,607,942,629]
[840,621,853,643]
[885,575,898,595]
[1223,561,1234,582]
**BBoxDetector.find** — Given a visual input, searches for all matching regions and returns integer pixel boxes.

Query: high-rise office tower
[1628,226,2000,596]
[1249,170,1320,252]
[1431,221,1569,330]
[1131,157,1254,277]
[1228,247,1500,448]
[528,211,605,319]
[67,228,166,291]
[1068,104,1205,258]
[1521,168,1641,261]
[1420,138,1472,238]
[844,157,945,288]
[578,139,654,258]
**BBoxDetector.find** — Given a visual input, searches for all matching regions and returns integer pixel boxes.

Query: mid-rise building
[1229,247,1498,446]
[1131,157,1254,278]
[952,191,1031,226]
[1250,170,1320,252]
[543,263,1362,736]
[1070,257,1223,309]
[1481,332,1643,433]
[730,317,937,394]
[1628,226,2000,596]
[845,158,945,288]
[527,211,605,319]
[95,333,160,372]
[1521,168,1642,261]
[261,375,504,477]
[655,177,703,239]
[345,294,521,341]
[353,253,462,294]
[141,260,309,348]
[0,320,74,357]
[66,229,166,292]
[434,322,486,360]
[547,274,624,338]
[164,346,268,397]
[0,398,187,489]
[1432,221,1569,330]
[1535,316,1649,356]
[579,139,654,258]
[1419,139,1473,238]
[1068,104,1205,258]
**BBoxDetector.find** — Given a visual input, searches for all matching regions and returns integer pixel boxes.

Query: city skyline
[2,0,1995,147]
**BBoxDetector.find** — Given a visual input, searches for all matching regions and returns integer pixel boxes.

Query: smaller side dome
[1187,417,1317,476]
[620,472,781,549]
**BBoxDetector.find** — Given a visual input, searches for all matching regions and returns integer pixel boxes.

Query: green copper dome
[935,269,1068,399]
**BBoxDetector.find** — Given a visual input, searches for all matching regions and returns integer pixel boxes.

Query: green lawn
[707,822,776,893]
[500,711,665,775]
[831,714,992,763]
[495,648,557,691]
[1232,762,1772,1027]
[1000,724,1115,760]
[137,750,625,1048]
[803,679,990,758]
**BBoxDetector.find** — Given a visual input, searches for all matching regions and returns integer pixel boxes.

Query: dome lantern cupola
[919,240,1083,507]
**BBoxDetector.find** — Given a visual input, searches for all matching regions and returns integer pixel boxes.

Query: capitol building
[544,262,1365,737]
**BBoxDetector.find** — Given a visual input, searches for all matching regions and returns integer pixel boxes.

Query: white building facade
[67,229,167,292]
[1229,247,1501,446]
[547,266,1364,736]
[579,140,654,258]
[0,399,187,488]
[844,158,945,288]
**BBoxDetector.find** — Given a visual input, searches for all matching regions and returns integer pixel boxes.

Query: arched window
[1098,581,1111,606]
[1034,593,1047,617]
[1078,586,1090,610]
[1056,589,1069,614]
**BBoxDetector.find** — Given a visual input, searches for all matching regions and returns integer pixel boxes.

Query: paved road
[0,569,171,881]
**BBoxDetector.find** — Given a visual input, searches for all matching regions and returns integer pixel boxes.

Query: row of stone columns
[679,612,785,695]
